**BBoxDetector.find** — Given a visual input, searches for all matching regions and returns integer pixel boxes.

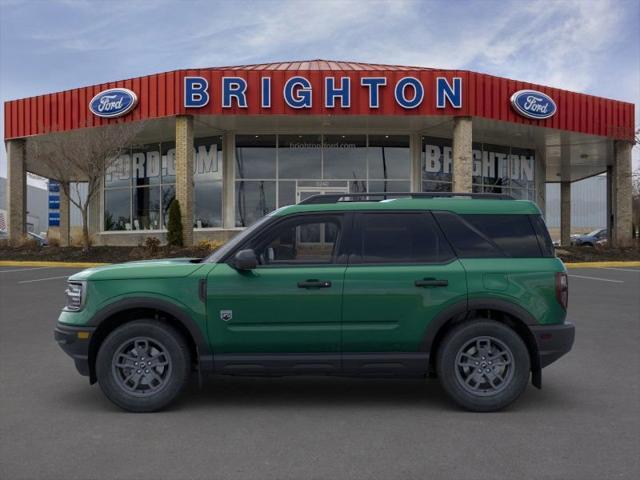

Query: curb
[0,261,109,268]
[564,261,640,268]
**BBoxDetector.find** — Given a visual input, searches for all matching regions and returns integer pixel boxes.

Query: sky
[0,0,638,182]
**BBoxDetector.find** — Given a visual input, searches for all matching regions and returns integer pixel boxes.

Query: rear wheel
[436,319,530,412]
[96,320,191,412]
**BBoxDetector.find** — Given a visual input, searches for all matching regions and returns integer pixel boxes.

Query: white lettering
[523,95,549,113]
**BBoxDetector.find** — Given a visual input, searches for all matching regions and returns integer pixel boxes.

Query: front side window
[251,215,343,266]
[354,212,454,264]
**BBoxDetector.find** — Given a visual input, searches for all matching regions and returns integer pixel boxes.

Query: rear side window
[434,212,543,258]
[529,214,555,257]
[433,212,503,258]
[354,212,454,264]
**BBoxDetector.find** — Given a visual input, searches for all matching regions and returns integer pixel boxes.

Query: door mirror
[233,249,258,270]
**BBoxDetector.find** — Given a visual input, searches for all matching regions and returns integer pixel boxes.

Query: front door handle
[298,279,332,289]
[415,278,448,287]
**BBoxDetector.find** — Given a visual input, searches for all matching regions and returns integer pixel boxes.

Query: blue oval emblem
[510,89,556,120]
[89,88,138,118]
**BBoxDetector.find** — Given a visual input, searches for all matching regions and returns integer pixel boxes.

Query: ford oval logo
[89,88,138,118]
[510,89,556,120]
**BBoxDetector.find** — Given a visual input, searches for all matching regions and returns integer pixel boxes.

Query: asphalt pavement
[1,265,639,480]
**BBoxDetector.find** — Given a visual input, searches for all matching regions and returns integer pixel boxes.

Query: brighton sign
[510,89,557,120]
[89,88,138,118]
[183,75,463,110]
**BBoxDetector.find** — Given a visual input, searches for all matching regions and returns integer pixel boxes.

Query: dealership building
[3,60,635,246]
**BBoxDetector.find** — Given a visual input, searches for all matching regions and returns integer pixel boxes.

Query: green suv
[55,193,574,412]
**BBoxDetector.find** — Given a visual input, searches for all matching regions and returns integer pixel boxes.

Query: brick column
[560,181,571,246]
[6,139,27,244]
[611,141,633,247]
[410,133,422,192]
[452,117,472,192]
[222,133,236,228]
[59,182,70,247]
[175,116,194,245]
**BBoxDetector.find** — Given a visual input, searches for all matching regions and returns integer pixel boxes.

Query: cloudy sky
[1,0,638,179]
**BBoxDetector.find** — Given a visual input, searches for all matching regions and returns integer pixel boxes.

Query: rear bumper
[54,323,95,377]
[530,322,575,368]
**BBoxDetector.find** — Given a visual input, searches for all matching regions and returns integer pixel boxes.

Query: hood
[69,258,207,281]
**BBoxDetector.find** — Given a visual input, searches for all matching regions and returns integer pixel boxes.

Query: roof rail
[298,192,514,205]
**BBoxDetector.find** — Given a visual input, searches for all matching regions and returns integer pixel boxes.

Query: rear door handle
[415,278,448,287]
[298,279,332,289]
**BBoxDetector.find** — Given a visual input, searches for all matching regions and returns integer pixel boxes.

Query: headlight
[64,281,86,311]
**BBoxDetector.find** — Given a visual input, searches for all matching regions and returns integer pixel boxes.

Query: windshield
[587,229,603,237]
[203,214,274,263]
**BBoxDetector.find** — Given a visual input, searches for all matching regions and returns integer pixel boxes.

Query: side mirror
[233,249,258,270]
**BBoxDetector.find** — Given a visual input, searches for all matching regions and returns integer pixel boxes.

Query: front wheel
[436,320,530,412]
[96,320,191,412]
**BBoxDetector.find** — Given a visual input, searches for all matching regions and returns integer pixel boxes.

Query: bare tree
[27,121,144,250]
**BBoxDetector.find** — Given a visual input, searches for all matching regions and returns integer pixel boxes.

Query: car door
[206,213,349,372]
[341,211,467,373]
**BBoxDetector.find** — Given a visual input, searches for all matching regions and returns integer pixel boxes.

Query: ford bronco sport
[55,192,574,412]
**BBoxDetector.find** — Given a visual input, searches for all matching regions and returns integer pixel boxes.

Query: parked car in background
[0,230,48,245]
[571,228,607,247]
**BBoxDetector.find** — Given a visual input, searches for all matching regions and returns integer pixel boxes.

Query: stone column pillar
[59,182,70,247]
[222,133,236,228]
[611,141,633,247]
[560,181,571,247]
[606,165,613,242]
[452,117,472,192]
[6,139,27,244]
[175,115,194,246]
[410,133,422,192]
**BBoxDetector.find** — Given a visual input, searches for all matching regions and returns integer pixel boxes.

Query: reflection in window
[422,136,536,198]
[236,135,276,179]
[236,180,276,227]
[368,135,410,180]
[103,137,223,231]
[104,189,131,231]
[132,186,160,230]
[194,137,223,228]
[323,135,367,179]
[278,135,321,179]
[195,181,222,228]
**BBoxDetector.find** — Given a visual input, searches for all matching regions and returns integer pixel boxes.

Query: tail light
[556,272,568,310]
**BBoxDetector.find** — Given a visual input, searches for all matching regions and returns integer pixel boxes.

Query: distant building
[0,177,48,234]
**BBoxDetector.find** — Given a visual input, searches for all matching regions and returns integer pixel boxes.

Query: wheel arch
[86,298,212,384]
[424,298,541,387]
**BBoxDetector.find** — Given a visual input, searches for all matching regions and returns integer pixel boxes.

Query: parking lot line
[599,267,640,273]
[568,274,624,283]
[17,275,69,284]
[0,266,56,274]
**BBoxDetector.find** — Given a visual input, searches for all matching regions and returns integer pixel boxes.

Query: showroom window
[104,136,223,231]
[422,136,535,199]
[235,134,411,227]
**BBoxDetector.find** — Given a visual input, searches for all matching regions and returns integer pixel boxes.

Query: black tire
[96,320,191,412]
[436,319,530,412]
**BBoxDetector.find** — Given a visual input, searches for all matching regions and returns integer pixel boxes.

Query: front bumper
[54,323,95,377]
[530,322,575,368]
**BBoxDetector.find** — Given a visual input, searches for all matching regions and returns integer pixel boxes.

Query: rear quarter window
[434,212,544,258]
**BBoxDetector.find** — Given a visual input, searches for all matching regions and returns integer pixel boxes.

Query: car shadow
[54,375,575,414]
